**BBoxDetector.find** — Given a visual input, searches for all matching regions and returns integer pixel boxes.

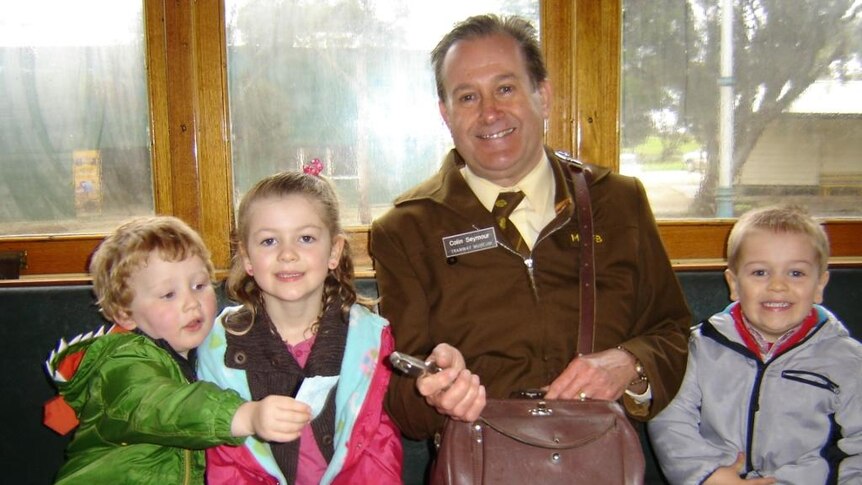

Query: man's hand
[704,453,777,485]
[544,347,638,400]
[231,395,312,442]
[416,343,486,422]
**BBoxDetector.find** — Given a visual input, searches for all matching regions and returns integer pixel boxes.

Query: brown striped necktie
[492,191,529,257]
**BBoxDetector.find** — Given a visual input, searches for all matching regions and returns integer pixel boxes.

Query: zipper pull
[524,257,538,296]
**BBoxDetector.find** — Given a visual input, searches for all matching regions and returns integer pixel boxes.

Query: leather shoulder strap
[558,152,596,355]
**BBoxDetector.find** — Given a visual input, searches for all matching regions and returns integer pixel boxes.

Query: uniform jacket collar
[394,147,610,221]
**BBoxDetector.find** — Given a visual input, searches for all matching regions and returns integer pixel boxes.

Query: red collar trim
[731,304,819,360]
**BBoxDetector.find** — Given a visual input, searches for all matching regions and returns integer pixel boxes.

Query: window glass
[621,0,862,218]
[226,0,540,225]
[0,1,153,236]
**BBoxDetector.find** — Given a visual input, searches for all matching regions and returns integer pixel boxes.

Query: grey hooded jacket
[649,304,862,484]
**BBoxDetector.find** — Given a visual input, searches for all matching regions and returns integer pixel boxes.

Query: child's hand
[704,453,777,485]
[231,395,312,442]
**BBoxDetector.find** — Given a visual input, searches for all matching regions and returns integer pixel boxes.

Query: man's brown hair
[431,14,547,102]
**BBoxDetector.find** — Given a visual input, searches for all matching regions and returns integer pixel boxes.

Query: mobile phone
[389,351,441,378]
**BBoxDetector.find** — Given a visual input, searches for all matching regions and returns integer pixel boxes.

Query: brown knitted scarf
[223,301,348,481]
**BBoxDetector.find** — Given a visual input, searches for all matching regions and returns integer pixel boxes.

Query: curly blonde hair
[89,216,214,323]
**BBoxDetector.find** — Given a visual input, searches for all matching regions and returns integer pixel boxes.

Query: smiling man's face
[438,33,551,187]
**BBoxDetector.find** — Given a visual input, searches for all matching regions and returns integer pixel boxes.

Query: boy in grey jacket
[650,205,862,484]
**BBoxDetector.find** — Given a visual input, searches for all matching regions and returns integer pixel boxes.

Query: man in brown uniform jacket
[371,14,690,446]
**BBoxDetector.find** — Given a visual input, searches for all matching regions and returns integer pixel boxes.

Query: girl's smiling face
[725,229,829,342]
[241,194,344,313]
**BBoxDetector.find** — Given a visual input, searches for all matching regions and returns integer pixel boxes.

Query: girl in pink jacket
[198,167,402,484]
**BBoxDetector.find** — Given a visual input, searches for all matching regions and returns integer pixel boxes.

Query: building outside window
[620,0,862,219]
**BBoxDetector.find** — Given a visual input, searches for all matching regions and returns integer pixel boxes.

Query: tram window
[0,1,153,237]
[620,0,862,219]
[3,2,859,278]
[224,0,540,226]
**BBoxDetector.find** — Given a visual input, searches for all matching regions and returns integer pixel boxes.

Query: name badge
[442,227,498,258]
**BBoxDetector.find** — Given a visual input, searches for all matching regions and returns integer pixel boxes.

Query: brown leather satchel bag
[431,398,644,484]
[430,159,645,484]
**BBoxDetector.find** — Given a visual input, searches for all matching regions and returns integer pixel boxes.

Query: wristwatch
[617,346,648,388]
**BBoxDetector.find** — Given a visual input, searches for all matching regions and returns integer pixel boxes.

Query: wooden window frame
[1,0,859,285]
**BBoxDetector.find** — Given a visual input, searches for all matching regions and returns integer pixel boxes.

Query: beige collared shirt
[461,153,555,250]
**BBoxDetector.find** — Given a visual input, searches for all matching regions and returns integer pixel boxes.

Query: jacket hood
[45,325,132,411]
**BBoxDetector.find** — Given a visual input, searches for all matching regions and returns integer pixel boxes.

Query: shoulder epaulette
[554,150,584,167]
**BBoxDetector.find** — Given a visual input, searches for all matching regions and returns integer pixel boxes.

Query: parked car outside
[683,149,706,172]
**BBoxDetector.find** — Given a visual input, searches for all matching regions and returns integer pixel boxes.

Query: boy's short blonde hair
[726,204,829,274]
[89,216,214,322]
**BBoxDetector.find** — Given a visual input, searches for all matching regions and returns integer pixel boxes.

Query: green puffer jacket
[47,330,245,484]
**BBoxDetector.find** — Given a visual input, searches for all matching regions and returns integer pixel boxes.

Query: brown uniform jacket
[370,148,690,439]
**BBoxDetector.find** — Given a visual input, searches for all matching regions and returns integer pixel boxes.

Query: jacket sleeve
[370,217,444,440]
[621,177,691,419]
[648,333,734,484]
[836,344,862,483]
[97,345,245,448]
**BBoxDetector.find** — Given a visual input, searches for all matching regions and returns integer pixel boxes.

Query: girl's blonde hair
[225,171,372,334]
[726,204,830,274]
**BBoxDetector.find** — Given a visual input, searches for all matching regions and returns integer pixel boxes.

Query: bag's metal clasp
[528,400,554,417]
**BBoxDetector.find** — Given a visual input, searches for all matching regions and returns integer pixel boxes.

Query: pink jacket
[201,305,403,485]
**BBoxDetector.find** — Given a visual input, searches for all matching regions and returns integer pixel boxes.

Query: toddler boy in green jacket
[44,216,311,484]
